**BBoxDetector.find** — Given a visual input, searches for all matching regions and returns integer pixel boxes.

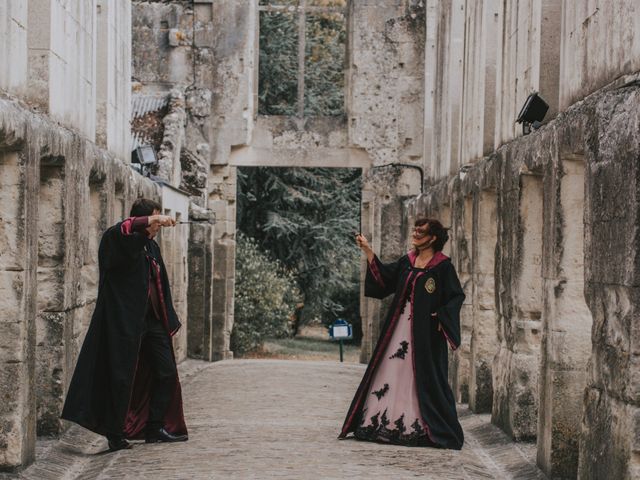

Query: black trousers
[142,313,177,429]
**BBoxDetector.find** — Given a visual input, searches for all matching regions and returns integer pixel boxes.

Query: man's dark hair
[130,198,162,217]
[415,217,449,252]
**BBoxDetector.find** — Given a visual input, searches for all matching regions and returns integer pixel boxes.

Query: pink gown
[354,299,434,446]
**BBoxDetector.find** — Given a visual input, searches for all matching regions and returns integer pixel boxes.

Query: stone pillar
[160,186,190,362]
[578,90,640,480]
[187,207,216,360]
[493,171,543,440]
[449,193,472,403]
[537,157,591,478]
[468,190,498,413]
[0,147,38,470]
[209,165,237,361]
[35,158,69,436]
[422,0,438,180]
[77,174,108,354]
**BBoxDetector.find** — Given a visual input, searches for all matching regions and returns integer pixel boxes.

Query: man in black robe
[62,198,188,451]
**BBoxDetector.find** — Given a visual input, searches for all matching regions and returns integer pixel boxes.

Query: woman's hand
[355,233,375,262]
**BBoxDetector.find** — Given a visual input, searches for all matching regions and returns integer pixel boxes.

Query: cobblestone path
[9,360,546,479]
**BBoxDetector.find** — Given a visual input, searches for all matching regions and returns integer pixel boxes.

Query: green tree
[258,11,299,115]
[258,5,346,116]
[236,167,361,336]
[232,233,301,355]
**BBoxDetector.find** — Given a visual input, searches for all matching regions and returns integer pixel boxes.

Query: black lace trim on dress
[354,409,432,447]
[389,341,409,360]
[371,384,389,400]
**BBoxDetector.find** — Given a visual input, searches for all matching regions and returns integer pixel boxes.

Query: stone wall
[0,97,163,469]
[398,1,640,475]
[404,85,640,477]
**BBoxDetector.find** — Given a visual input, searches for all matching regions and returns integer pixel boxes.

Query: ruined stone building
[0,0,638,478]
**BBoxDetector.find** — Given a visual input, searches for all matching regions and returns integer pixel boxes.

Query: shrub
[232,233,301,356]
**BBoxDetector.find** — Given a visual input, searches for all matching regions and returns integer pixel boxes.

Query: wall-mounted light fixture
[516,92,549,135]
[131,145,158,177]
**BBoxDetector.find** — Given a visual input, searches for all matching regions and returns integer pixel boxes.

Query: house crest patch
[425,277,436,294]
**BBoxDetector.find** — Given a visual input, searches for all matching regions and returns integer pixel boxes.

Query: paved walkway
[8,360,546,479]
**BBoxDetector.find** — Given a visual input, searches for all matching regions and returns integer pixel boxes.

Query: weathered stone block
[579,386,637,479]
[0,361,34,469]
[492,346,538,440]
[36,267,65,312]
[0,271,25,319]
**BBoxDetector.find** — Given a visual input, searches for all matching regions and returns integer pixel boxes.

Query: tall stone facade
[399,1,640,478]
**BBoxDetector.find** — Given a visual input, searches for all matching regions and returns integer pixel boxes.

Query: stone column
[578,89,640,480]
[493,170,543,440]
[449,193,472,403]
[35,158,68,436]
[187,206,216,360]
[209,165,237,361]
[469,190,498,413]
[77,174,108,354]
[537,157,591,478]
[0,147,38,470]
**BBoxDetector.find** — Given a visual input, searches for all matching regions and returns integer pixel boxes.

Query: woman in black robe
[339,218,465,449]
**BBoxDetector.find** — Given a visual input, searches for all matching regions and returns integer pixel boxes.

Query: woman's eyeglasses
[412,226,429,239]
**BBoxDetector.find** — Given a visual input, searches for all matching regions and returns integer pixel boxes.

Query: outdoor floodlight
[131,145,158,177]
[516,92,549,135]
[132,145,158,166]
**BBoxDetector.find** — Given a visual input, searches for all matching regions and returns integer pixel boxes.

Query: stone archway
[205,119,376,362]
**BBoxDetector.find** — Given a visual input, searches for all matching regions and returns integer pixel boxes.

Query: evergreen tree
[237,167,361,334]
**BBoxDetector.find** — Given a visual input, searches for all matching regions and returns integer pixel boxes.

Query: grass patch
[241,335,360,363]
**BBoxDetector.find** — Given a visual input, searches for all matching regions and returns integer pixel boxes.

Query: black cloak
[339,251,465,449]
[61,219,187,439]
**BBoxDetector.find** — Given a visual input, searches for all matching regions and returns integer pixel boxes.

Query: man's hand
[149,215,177,227]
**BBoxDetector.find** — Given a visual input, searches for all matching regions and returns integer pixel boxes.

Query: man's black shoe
[107,437,132,452]
[145,427,188,443]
